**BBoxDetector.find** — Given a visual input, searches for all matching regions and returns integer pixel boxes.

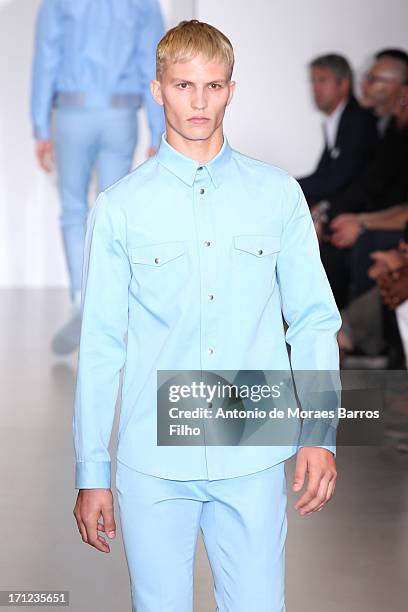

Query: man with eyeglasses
[361,49,408,137]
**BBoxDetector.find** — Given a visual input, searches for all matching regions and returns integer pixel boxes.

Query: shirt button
[208,347,214,355]
[197,166,203,171]
[154,257,160,264]
[200,188,205,194]
[208,293,214,300]
[204,240,211,247]
[257,249,263,256]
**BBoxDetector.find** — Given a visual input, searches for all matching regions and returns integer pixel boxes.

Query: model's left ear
[150,80,164,106]
[226,80,236,106]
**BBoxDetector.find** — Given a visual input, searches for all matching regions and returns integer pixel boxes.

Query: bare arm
[358,203,408,231]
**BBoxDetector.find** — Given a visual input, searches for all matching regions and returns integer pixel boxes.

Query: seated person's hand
[369,249,406,275]
[329,214,362,249]
[330,214,356,229]
[368,259,388,280]
[379,267,408,309]
[398,238,408,261]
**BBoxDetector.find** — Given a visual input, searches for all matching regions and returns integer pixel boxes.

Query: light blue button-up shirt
[73,133,342,489]
[31,0,164,146]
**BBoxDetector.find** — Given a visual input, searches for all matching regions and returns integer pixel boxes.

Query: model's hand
[73,489,116,553]
[35,139,54,172]
[292,447,337,516]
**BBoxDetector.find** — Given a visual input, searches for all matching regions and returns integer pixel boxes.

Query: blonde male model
[73,20,341,612]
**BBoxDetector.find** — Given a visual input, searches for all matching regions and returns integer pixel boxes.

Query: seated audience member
[361,48,408,138]
[329,65,408,251]
[380,270,408,369]
[298,54,377,205]
[376,244,408,305]
[330,80,408,299]
[371,230,408,367]
[350,207,408,300]
[338,226,408,368]
[314,56,408,309]
[341,232,408,452]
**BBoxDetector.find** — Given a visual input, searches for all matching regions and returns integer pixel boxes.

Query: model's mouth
[188,117,210,123]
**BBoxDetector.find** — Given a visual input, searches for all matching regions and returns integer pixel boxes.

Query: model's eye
[177,82,190,89]
[209,83,222,89]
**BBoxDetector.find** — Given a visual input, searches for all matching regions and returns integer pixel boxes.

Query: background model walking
[31,0,165,355]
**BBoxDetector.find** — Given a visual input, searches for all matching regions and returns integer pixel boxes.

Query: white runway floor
[1,288,407,611]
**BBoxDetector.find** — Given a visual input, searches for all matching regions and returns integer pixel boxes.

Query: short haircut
[310,53,353,90]
[156,19,235,81]
[375,48,408,84]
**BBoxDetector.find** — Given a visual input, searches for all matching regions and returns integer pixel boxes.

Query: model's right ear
[150,80,164,106]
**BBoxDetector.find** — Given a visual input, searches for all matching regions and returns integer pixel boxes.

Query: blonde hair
[156,19,235,80]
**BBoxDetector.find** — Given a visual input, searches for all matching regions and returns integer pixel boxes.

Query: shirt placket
[192,165,220,478]
[193,166,219,369]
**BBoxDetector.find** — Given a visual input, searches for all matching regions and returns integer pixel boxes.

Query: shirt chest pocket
[233,234,281,289]
[233,234,281,259]
[130,241,186,267]
[129,241,189,301]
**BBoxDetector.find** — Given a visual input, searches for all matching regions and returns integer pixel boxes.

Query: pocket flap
[234,234,281,256]
[130,241,186,266]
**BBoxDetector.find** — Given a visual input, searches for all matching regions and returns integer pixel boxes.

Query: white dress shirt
[323,98,347,151]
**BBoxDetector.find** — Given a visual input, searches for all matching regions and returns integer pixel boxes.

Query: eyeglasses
[363,73,400,85]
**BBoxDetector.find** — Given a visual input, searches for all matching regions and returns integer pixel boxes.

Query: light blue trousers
[54,107,139,300]
[116,460,288,612]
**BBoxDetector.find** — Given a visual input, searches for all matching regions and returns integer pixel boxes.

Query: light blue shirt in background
[73,133,342,489]
[31,0,165,146]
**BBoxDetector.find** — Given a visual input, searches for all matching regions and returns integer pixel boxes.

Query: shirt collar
[156,131,232,188]
[324,98,347,127]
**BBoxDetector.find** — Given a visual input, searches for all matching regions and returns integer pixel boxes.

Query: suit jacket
[298,96,378,205]
[328,120,408,219]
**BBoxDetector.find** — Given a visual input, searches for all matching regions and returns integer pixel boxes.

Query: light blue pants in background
[54,107,139,300]
[116,459,288,612]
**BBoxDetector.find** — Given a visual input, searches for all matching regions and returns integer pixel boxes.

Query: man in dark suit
[298,54,377,206]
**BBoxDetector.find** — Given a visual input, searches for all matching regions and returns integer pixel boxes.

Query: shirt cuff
[75,461,111,489]
[298,445,336,457]
[33,124,50,141]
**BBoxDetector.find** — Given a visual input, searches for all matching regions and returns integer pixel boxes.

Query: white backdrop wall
[196,0,408,172]
[0,0,407,288]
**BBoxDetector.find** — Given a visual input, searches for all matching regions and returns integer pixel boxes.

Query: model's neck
[165,125,224,163]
